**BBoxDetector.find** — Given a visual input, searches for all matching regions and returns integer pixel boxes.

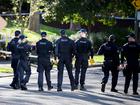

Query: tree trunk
[19,0,24,34]
[69,20,81,31]
[28,12,40,33]
[28,0,40,33]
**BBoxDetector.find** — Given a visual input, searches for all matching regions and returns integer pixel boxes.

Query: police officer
[97,35,120,92]
[121,33,140,95]
[7,30,21,89]
[75,29,94,90]
[55,29,75,91]
[17,35,32,90]
[36,32,53,91]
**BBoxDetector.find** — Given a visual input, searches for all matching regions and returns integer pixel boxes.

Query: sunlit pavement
[0,67,140,105]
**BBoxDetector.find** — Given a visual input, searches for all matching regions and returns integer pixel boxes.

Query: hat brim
[125,35,130,38]
[20,36,27,40]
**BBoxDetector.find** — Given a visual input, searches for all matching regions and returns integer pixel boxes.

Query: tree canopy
[44,0,135,26]
[0,0,136,31]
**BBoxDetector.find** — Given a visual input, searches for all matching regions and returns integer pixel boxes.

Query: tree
[12,0,28,34]
[11,0,45,33]
[45,0,135,32]
[28,0,54,32]
[28,0,41,33]
[0,0,13,13]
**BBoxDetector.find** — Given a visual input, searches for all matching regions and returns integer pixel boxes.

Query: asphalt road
[0,67,140,105]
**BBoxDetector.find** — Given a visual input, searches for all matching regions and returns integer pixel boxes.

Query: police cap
[126,32,135,38]
[60,29,66,36]
[108,34,116,41]
[19,35,27,40]
[41,32,47,37]
[79,28,87,33]
[15,30,21,36]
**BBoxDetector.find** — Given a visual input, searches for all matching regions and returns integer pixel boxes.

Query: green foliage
[46,0,135,27]
[11,0,29,33]
[88,26,133,52]
[8,0,135,32]
[89,32,107,52]
[1,22,75,43]
[105,26,133,46]
[41,25,75,36]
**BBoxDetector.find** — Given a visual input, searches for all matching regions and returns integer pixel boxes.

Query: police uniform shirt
[17,42,32,60]
[55,36,75,58]
[97,41,120,66]
[36,39,53,58]
[121,42,140,67]
[75,37,94,58]
[7,38,19,56]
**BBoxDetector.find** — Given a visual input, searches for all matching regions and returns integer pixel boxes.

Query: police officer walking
[55,29,75,91]
[17,35,32,90]
[36,32,53,91]
[97,35,120,92]
[7,30,21,89]
[121,33,140,95]
[75,29,94,90]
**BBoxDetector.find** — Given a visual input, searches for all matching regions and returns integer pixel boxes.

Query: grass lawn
[94,55,104,63]
[0,67,12,73]
[0,55,103,73]
[0,24,75,43]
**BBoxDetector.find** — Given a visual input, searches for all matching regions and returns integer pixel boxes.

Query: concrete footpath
[0,66,140,105]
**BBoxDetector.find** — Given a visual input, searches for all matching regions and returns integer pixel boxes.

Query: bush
[104,26,133,46]
[0,32,6,50]
[88,32,107,53]
[88,27,133,52]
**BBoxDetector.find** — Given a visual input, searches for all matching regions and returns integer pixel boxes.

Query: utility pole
[132,0,140,42]
[135,10,140,42]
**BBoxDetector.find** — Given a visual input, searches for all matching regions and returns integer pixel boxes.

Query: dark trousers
[17,59,31,86]
[124,66,139,93]
[11,58,19,85]
[37,58,52,88]
[75,56,88,86]
[57,57,75,89]
[102,62,119,89]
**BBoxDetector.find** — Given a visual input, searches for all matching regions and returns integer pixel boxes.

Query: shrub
[104,26,133,46]
[89,32,107,53]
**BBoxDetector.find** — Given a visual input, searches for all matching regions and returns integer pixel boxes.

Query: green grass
[0,21,104,63]
[0,67,12,73]
[0,55,103,73]
[94,55,104,63]
[41,25,75,36]
[0,23,75,43]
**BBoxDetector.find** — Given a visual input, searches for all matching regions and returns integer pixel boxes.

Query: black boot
[133,91,139,95]
[111,88,118,92]
[21,83,27,90]
[75,85,78,90]
[10,83,18,89]
[71,86,76,91]
[38,87,44,91]
[80,85,86,91]
[57,87,62,92]
[124,89,128,94]
[48,86,53,91]
[101,83,106,92]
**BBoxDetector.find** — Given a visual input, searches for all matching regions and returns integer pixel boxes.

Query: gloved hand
[89,57,95,65]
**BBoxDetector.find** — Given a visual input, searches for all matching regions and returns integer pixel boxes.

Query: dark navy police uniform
[121,42,140,94]
[55,36,75,91]
[36,38,53,91]
[17,40,32,90]
[75,37,93,89]
[97,40,120,92]
[7,37,20,88]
